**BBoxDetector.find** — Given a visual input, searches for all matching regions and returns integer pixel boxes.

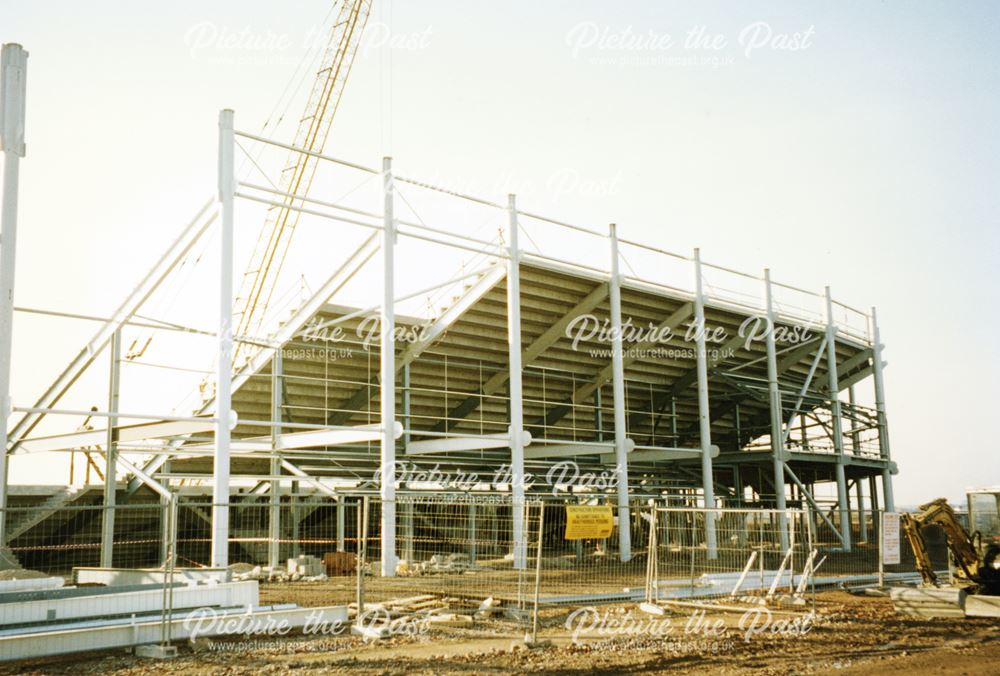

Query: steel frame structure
[0,53,897,575]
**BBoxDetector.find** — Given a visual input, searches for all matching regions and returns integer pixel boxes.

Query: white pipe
[212,109,235,568]
[507,194,527,570]
[763,269,789,551]
[767,548,793,600]
[692,249,718,559]
[0,43,28,544]
[116,455,172,501]
[607,223,632,562]
[730,550,758,598]
[380,156,397,576]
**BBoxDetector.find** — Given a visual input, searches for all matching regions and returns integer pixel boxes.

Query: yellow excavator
[899,498,1000,596]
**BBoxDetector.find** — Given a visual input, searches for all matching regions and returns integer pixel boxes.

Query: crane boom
[233,0,373,367]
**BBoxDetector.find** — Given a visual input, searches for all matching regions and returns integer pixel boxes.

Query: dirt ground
[2,590,997,675]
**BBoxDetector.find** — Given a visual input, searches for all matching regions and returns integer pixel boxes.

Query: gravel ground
[2,591,997,674]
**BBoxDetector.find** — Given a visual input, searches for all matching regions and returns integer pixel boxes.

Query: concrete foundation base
[965,594,1000,618]
[134,644,178,659]
[890,586,966,618]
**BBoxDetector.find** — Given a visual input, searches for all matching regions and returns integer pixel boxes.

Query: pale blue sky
[2,1,998,505]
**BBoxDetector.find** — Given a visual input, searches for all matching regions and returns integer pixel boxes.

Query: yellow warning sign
[564,505,614,540]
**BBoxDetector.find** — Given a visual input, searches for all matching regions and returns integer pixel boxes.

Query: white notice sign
[882,512,900,565]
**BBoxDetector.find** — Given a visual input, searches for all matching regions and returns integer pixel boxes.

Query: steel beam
[406,431,530,455]
[328,263,504,429]
[781,333,828,446]
[525,438,632,459]
[395,265,505,367]
[0,604,349,662]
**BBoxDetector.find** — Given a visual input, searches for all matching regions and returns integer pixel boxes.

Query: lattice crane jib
[233,0,373,368]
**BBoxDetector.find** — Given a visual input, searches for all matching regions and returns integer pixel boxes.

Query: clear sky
[1,1,998,506]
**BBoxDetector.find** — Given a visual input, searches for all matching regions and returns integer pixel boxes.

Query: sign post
[880,511,900,588]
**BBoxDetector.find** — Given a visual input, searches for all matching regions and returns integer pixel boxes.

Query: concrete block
[287,555,324,577]
[965,594,1000,618]
[890,586,966,618]
[134,644,178,659]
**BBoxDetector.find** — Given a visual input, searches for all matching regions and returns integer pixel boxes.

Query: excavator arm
[900,498,992,589]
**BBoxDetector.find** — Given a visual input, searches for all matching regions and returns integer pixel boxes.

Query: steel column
[762,270,790,550]
[692,249,717,559]
[825,287,851,551]
[849,385,868,542]
[0,44,28,544]
[401,364,413,563]
[870,307,895,512]
[380,156,397,576]
[157,458,171,565]
[268,349,283,569]
[100,330,121,567]
[607,223,632,561]
[211,109,235,568]
[507,194,527,569]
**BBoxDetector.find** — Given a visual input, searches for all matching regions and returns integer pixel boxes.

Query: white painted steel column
[692,249,717,559]
[870,307,895,512]
[0,44,27,544]
[607,223,632,561]
[100,330,121,567]
[401,363,413,564]
[825,287,851,552]
[380,156,397,576]
[848,385,868,542]
[506,194,527,569]
[212,108,235,568]
[763,270,789,551]
[268,349,282,569]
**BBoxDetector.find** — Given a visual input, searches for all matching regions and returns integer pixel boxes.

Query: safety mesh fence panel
[2,502,167,576]
[361,496,542,619]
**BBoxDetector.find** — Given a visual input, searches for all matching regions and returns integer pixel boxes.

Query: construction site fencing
[2,502,167,575]
[0,496,956,640]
